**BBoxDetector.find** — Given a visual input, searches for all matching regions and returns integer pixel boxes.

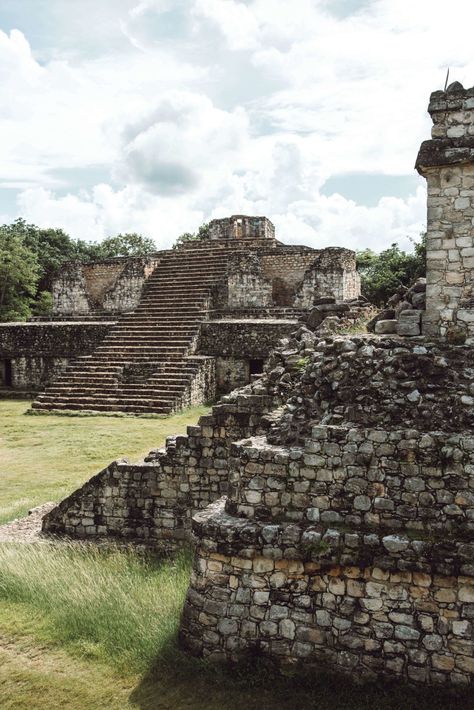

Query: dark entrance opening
[1,359,12,387]
[249,358,264,376]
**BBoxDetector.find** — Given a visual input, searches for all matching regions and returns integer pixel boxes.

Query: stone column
[416,82,474,341]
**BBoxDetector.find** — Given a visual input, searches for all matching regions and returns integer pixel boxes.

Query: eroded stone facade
[51,256,160,318]
[0,322,114,389]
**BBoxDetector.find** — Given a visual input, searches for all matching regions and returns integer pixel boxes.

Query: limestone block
[397,310,422,337]
[374,320,398,335]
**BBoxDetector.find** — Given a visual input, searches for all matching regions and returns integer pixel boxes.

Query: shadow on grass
[130,644,473,710]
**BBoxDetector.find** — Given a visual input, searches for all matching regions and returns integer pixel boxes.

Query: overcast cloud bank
[0,0,473,250]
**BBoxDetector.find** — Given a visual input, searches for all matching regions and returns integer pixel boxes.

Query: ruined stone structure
[40,86,474,688]
[0,216,360,411]
[0,322,113,392]
[416,82,474,341]
[208,215,275,241]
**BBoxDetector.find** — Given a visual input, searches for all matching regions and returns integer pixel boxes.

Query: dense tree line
[357,234,426,306]
[0,218,155,321]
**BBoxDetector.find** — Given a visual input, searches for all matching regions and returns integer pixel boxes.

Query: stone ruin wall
[416,83,474,341]
[181,427,474,686]
[260,251,321,306]
[199,320,297,395]
[221,247,360,311]
[52,256,161,318]
[293,249,361,309]
[0,322,114,389]
[178,331,474,688]
[43,393,275,542]
[208,215,275,241]
[49,240,359,320]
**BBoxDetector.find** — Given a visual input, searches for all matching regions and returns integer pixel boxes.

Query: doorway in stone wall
[272,277,295,306]
[0,359,12,387]
[249,359,264,378]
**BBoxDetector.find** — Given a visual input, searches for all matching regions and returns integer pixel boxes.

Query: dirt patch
[0,503,56,543]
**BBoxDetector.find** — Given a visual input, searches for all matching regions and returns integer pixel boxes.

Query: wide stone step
[31,401,173,414]
[34,394,175,406]
[105,337,197,343]
[94,344,188,351]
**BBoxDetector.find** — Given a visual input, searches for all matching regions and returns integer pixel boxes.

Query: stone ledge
[192,499,474,576]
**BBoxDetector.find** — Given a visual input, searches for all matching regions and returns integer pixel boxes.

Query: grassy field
[0,399,209,525]
[0,400,473,709]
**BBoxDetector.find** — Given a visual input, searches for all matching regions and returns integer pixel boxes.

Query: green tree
[3,218,81,294]
[0,229,39,321]
[90,233,156,259]
[357,233,426,306]
[173,223,210,249]
[0,220,158,322]
[33,290,53,317]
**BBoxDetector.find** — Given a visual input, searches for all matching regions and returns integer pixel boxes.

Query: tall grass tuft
[0,542,192,673]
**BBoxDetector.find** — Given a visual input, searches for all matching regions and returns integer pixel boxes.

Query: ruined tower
[416,82,474,341]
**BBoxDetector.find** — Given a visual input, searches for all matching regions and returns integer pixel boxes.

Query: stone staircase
[31,241,254,415]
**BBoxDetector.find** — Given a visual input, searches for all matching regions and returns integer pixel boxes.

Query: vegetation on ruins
[0,225,40,321]
[173,222,210,249]
[357,232,426,306]
[0,219,156,321]
[86,232,156,259]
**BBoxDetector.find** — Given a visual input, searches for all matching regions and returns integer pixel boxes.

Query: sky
[0,0,473,252]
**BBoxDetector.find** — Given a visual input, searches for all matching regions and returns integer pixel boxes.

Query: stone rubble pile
[237,328,474,445]
[302,296,373,335]
[368,278,426,336]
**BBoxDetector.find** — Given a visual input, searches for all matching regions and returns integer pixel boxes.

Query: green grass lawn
[0,399,209,525]
[0,400,472,709]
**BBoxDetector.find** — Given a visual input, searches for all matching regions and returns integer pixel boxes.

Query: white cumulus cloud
[1,0,473,251]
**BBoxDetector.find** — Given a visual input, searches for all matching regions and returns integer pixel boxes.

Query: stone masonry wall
[0,322,114,389]
[199,320,298,359]
[261,252,318,306]
[208,216,275,241]
[214,357,250,394]
[199,320,298,393]
[52,256,160,317]
[182,536,474,685]
[42,393,275,542]
[179,426,474,686]
[294,249,361,308]
[416,83,474,341]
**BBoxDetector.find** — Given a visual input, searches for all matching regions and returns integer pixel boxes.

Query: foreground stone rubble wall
[43,393,276,541]
[177,332,474,687]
